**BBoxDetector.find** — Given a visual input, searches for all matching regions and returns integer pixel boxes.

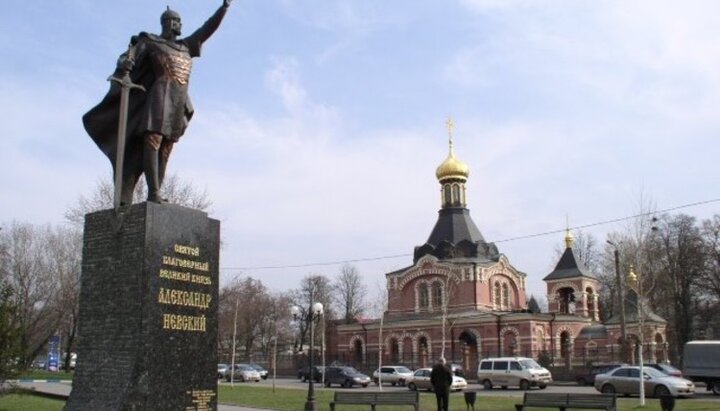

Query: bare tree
[290,274,333,353]
[647,214,705,359]
[333,264,367,324]
[0,223,63,368]
[439,272,462,360]
[219,277,275,361]
[371,278,389,390]
[0,282,23,383]
[699,215,720,302]
[65,175,212,225]
[44,226,82,371]
[255,292,293,358]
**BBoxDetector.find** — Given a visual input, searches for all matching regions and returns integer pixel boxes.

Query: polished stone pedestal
[65,202,220,411]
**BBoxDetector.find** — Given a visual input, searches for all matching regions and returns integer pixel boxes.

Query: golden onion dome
[436,117,469,181]
[435,151,470,181]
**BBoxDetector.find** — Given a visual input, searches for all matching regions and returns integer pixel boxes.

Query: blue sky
[2,0,719,306]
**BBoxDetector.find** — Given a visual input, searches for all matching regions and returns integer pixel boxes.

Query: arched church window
[443,186,451,207]
[452,184,460,206]
[494,282,501,307]
[502,283,510,308]
[419,283,429,309]
[432,282,443,309]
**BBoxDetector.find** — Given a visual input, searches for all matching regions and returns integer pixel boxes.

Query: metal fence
[219,340,665,381]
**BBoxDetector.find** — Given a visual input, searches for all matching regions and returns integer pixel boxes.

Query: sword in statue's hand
[108,43,145,212]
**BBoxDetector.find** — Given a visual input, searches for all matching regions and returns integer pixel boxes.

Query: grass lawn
[218,385,720,411]
[2,385,719,410]
[0,393,65,411]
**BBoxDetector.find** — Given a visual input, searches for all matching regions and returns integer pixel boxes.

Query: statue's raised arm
[184,0,233,57]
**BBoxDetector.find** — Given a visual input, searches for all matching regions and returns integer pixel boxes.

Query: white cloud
[2,0,719,304]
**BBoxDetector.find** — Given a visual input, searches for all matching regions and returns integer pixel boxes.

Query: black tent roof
[543,247,595,281]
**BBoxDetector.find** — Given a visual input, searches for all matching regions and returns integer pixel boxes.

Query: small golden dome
[564,228,574,249]
[436,117,470,181]
[436,152,469,181]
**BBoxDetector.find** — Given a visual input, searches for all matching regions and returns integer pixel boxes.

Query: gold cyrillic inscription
[157,287,211,309]
[186,389,215,411]
[162,256,209,272]
[163,314,207,332]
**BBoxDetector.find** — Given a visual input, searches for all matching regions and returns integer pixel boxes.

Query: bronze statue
[83,1,232,207]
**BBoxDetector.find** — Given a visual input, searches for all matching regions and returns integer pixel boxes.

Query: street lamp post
[230,296,239,387]
[607,240,628,362]
[627,265,645,407]
[292,301,324,411]
[271,335,278,393]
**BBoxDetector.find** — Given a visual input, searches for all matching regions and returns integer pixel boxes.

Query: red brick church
[331,123,669,375]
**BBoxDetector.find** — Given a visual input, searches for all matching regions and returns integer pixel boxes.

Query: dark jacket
[430,363,453,392]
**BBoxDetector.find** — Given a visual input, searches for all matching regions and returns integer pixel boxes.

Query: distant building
[332,123,669,374]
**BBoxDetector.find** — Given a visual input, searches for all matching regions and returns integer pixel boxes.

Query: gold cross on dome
[446,117,455,154]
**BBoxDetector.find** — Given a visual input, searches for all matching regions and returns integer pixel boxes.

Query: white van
[477,357,552,390]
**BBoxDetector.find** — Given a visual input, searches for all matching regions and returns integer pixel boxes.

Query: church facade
[332,125,670,376]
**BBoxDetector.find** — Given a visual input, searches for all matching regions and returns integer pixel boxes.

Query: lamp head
[290,305,300,319]
[312,302,324,316]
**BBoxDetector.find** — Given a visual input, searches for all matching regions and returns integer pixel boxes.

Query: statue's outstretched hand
[223,0,232,8]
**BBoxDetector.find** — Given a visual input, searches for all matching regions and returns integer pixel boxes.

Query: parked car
[406,368,467,392]
[217,363,230,379]
[324,366,371,388]
[684,340,720,394]
[298,365,325,382]
[372,365,414,386]
[449,363,464,377]
[575,364,624,386]
[226,364,261,382]
[249,363,269,380]
[32,358,47,370]
[594,366,695,398]
[646,363,683,378]
[477,357,552,390]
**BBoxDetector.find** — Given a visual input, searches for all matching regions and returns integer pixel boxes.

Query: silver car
[372,365,414,386]
[217,363,230,379]
[406,368,467,392]
[226,363,261,382]
[594,366,695,398]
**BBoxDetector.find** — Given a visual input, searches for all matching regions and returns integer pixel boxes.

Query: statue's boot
[144,145,166,203]
[158,142,173,191]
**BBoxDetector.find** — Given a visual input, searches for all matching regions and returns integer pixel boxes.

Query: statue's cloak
[82,33,195,177]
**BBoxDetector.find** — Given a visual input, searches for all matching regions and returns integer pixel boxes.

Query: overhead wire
[221,197,719,272]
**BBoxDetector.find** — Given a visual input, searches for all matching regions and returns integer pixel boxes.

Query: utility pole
[608,240,627,362]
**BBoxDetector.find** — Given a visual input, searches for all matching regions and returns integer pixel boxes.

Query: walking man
[430,357,453,411]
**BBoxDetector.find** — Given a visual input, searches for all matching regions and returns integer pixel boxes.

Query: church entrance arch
[402,337,413,363]
[389,338,400,363]
[353,339,363,364]
[559,331,571,359]
[418,336,429,368]
[458,330,479,376]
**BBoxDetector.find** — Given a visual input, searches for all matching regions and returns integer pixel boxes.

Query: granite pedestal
[65,202,220,411]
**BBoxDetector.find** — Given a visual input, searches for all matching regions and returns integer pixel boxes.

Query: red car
[646,363,683,377]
